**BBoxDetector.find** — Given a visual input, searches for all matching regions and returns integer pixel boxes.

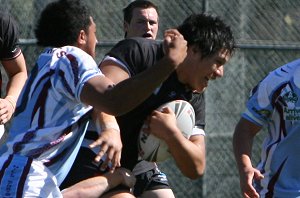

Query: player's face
[124,7,158,39]
[180,47,230,93]
[83,17,98,58]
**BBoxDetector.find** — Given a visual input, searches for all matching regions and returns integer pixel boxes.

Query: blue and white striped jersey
[242,59,300,197]
[0,46,102,184]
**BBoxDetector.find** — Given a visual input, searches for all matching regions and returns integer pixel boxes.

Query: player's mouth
[142,33,153,39]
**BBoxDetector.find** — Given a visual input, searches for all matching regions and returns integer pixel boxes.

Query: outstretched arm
[62,168,136,198]
[233,117,264,198]
[80,29,187,116]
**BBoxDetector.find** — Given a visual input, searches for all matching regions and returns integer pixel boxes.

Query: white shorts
[0,154,62,198]
[0,124,5,140]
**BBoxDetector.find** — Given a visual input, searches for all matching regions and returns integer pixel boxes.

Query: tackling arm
[80,29,187,116]
[233,117,263,198]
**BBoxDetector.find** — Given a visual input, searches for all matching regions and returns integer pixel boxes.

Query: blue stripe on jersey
[0,155,32,198]
[265,157,287,198]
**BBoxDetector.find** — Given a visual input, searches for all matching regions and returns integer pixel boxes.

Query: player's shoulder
[264,59,300,84]
[117,37,161,49]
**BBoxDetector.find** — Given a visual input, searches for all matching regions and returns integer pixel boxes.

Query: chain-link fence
[1,0,300,197]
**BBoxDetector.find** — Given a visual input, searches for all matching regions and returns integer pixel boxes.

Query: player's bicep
[235,117,262,137]
[99,59,130,84]
[1,53,27,77]
[80,75,114,107]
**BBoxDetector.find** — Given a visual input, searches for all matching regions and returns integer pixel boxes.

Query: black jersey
[0,12,21,60]
[0,12,22,96]
[107,37,205,170]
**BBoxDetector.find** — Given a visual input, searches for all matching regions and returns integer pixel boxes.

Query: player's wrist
[102,122,120,133]
[5,95,17,112]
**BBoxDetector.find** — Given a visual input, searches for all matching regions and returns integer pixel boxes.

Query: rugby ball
[138,100,195,162]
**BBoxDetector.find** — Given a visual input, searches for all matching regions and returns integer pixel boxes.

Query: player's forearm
[233,122,255,173]
[166,133,205,179]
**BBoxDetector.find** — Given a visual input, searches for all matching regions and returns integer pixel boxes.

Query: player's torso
[0,47,95,162]
[251,61,300,196]
[118,72,194,169]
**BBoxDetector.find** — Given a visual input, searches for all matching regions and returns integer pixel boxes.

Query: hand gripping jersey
[105,37,206,170]
[242,59,300,197]
[0,46,102,185]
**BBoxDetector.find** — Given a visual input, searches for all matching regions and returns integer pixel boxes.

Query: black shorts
[60,147,107,189]
[133,166,171,196]
[60,147,129,193]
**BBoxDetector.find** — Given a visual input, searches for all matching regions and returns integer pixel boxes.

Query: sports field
[1,0,300,197]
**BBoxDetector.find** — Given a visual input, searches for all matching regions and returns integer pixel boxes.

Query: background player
[233,58,300,197]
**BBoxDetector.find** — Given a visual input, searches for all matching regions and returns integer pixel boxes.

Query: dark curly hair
[35,0,91,47]
[177,13,235,59]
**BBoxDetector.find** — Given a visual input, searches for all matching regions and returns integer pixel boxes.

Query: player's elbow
[183,164,205,179]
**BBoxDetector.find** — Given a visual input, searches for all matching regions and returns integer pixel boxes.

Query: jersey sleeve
[106,38,163,75]
[242,72,278,127]
[52,47,103,103]
[0,12,21,60]
[190,92,206,136]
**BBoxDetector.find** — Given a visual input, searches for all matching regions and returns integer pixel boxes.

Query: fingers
[95,144,108,162]
[253,169,264,180]
[160,106,174,114]
[164,29,184,40]
[89,138,102,148]
[90,140,121,171]
[0,99,13,124]
[89,129,122,172]
[163,29,187,69]
[101,148,121,172]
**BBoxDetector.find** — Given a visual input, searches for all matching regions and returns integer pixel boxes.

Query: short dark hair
[35,0,91,47]
[123,0,159,24]
[177,13,235,58]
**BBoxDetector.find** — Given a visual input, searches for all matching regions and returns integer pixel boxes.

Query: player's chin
[194,85,207,93]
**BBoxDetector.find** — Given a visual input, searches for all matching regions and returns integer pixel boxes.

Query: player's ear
[77,29,87,45]
[123,21,129,33]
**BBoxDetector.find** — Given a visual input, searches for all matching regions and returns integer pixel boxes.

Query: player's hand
[163,29,187,68]
[115,168,136,188]
[147,107,180,141]
[89,128,122,172]
[239,166,263,198]
[0,97,16,124]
